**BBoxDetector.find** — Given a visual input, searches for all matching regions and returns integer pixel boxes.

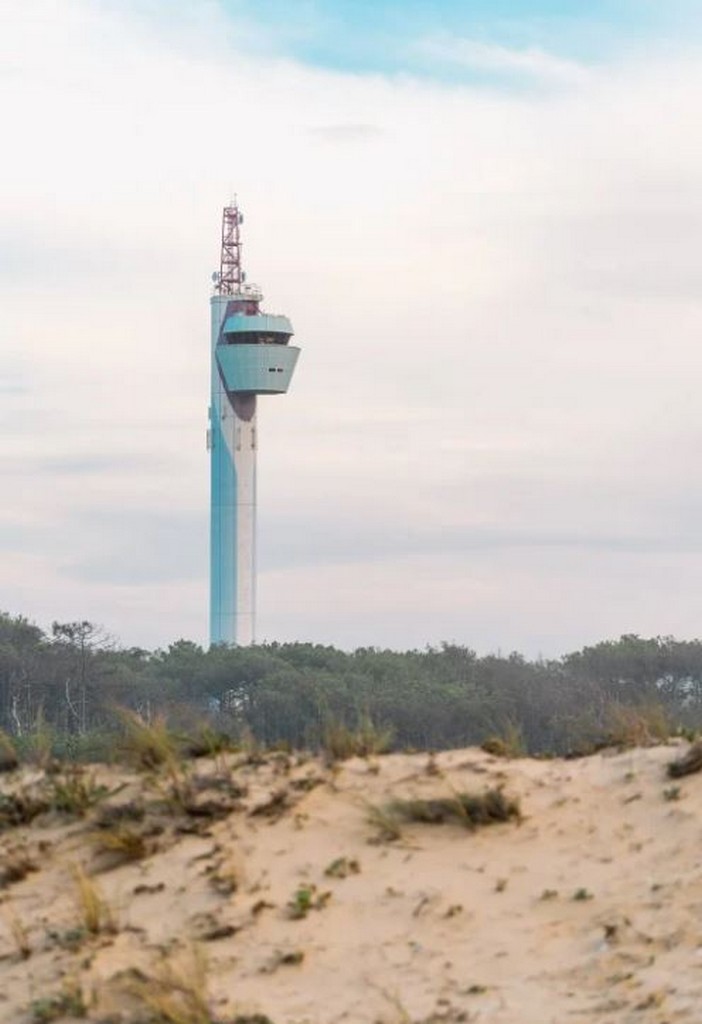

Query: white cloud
[3,2,702,653]
[413,35,592,86]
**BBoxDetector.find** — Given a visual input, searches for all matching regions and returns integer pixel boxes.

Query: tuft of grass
[72,864,115,935]
[6,908,32,960]
[0,790,50,831]
[663,785,681,801]
[30,982,86,1023]
[0,730,19,773]
[125,946,212,1024]
[0,850,37,888]
[248,788,290,820]
[481,721,526,759]
[604,702,673,749]
[91,823,149,865]
[668,740,702,778]
[229,1017,276,1024]
[95,799,145,828]
[366,802,405,843]
[572,887,593,901]
[23,712,55,769]
[116,709,180,770]
[322,715,392,762]
[265,949,305,972]
[48,768,108,816]
[182,726,235,759]
[386,788,521,831]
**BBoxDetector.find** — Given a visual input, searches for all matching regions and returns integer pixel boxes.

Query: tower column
[208,204,300,647]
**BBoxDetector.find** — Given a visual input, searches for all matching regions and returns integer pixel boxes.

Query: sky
[3,0,702,656]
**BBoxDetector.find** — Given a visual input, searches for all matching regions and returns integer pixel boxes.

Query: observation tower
[208,203,300,646]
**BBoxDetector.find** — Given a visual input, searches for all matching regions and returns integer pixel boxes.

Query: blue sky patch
[220,0,700,81]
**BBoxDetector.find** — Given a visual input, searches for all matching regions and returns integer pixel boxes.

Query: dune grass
[72,864,115,935]
[386,788,521,831]
[125,946,212,1024]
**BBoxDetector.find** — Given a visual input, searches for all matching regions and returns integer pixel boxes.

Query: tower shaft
[209,296,257,646]
[209,204,300,647]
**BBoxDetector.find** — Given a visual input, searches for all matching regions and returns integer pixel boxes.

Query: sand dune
[1,742,700,1023]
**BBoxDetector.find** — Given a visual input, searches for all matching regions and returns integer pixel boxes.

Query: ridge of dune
[0,742,699,1023]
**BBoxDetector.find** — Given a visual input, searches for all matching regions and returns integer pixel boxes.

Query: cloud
[413,35,592,86]
[2,2,702,653]
[306,123,384,141]
[59,509,206,585]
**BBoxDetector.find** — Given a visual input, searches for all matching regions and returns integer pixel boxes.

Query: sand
[1,742,700,1023]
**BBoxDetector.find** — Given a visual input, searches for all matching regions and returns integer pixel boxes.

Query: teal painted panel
[222,313,293,338]
[209,410,237,645]
[216,344,300,394]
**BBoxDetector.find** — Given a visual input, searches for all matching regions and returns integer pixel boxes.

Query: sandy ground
[1,742,700,1023]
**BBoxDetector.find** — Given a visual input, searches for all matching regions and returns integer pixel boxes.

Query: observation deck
[216,342,300,394]
[221,313,293,343]
[215,310,299,395]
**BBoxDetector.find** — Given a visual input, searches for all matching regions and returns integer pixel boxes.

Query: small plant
[208,862,239,896]
[230,1017,276,1024]
[539,889,559,901]
[324,856,360,879]
[264,949,305,972]
[46,926,87,952]
[0,730,19,772]
[572,887,593,901]
[668,740,702,778]
[663,785,681,802]
[72,864,115,934]
[494,878,508,893]
[30,982,86,1022]
[286,884,331,919]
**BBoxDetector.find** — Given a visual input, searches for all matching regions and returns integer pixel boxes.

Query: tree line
[3,610,702,757]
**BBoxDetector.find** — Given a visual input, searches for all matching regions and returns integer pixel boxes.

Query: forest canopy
[3,611,702,757]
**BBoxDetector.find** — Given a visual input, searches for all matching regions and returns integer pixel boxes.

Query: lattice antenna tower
[216,203,244,295]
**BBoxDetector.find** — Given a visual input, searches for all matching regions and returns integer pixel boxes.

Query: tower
[209,203,300,646]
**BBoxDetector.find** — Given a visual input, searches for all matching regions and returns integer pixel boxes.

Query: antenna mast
[216,203,243,295]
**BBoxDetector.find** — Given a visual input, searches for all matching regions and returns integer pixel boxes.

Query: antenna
[216,202,243,296]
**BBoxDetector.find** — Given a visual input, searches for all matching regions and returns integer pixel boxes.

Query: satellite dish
[211,271,220,283]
